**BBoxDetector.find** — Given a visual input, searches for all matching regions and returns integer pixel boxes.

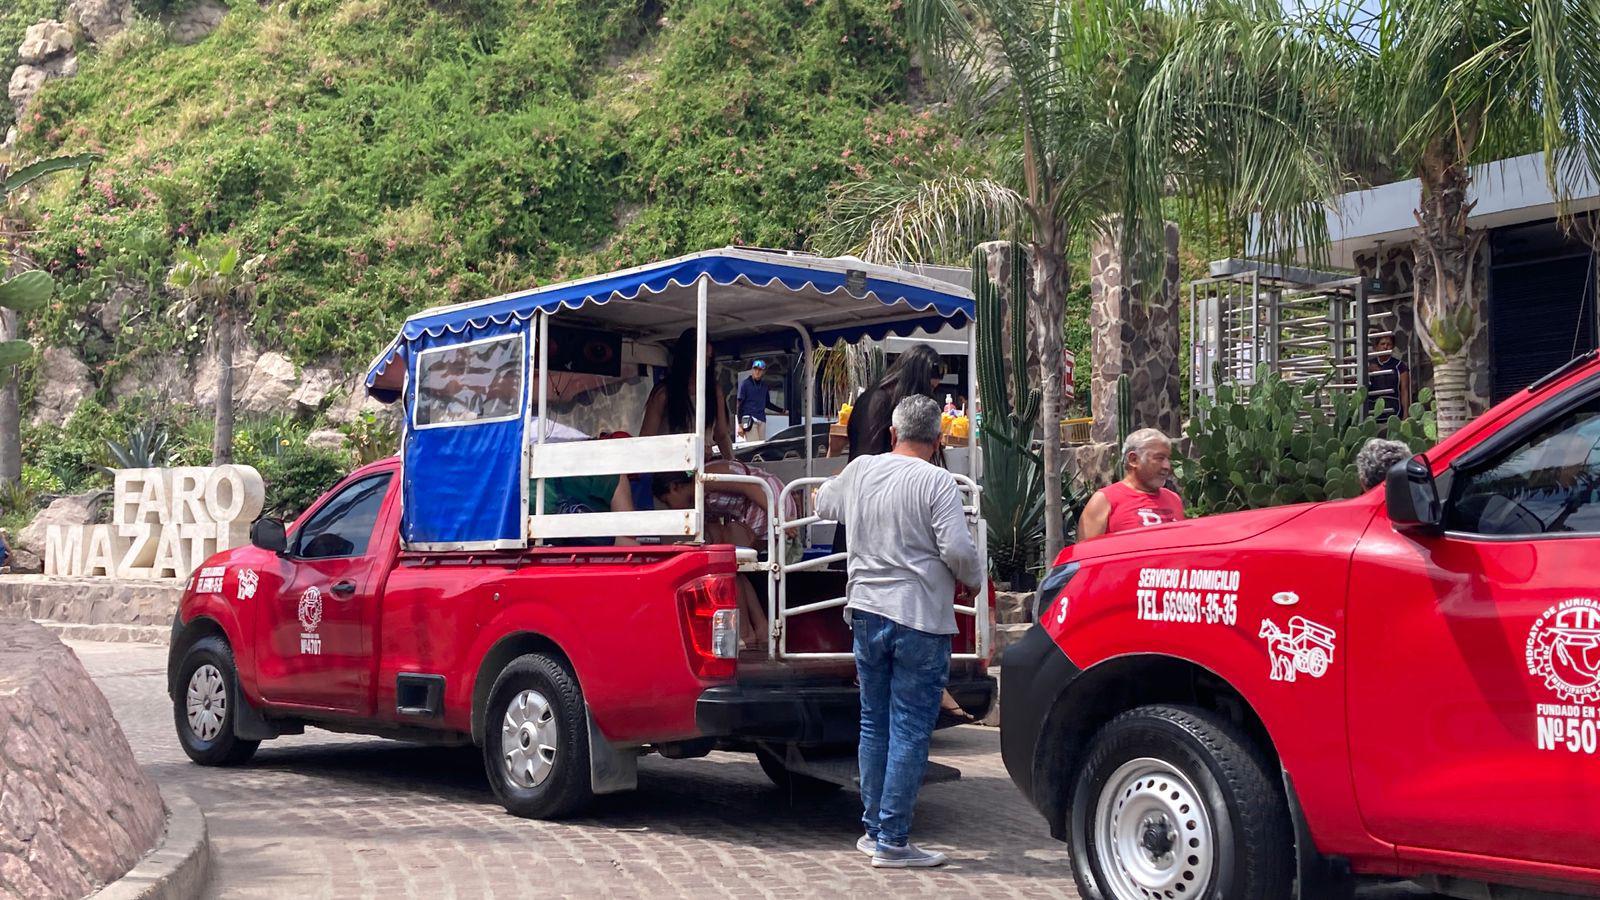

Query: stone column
[1087,221,1182,445]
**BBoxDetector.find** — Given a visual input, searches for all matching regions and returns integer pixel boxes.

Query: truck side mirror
[1385,458,1443,531]
[250,518,288,555]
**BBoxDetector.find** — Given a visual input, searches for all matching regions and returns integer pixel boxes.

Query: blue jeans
[853,609,950,848]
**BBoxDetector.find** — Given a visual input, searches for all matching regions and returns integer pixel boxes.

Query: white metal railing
[766,473,989,662]
[527,433,703,539]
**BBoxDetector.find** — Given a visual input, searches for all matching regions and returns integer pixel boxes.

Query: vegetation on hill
[14,0,950,381]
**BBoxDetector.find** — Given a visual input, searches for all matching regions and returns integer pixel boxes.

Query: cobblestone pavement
[72,640,1440,899]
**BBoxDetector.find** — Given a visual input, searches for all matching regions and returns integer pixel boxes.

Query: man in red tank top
[1078,428,1185,540]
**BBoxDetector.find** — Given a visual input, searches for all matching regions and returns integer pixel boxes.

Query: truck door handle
[330,581,357,597]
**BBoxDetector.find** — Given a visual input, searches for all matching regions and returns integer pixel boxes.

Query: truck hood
[1060,502,1320,565]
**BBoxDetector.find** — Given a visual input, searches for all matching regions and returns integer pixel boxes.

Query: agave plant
[103,422,171,474]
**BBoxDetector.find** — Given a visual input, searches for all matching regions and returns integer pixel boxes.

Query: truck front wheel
[1067,705,1292,900]
[483,653,594,819]
[173,635,260,766]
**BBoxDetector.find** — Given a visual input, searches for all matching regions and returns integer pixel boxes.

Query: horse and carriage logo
[1526,599,1600,704]
[1259,615,1335,682]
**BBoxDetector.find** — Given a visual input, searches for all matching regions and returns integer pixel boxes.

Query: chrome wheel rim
[1093,758,1216,900]
[501,689,558,789]
[185,664,227,742]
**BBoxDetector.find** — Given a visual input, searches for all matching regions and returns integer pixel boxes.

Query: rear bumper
[695,675,996,745]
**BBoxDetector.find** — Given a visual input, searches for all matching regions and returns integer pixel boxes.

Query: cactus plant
[1115,373,1132,449]
[1177,366,1437,516]
[974,242,1071,586]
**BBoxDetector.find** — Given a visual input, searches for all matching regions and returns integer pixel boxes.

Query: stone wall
[0,621,166,898]
[1087,222,1183,445]
[0,575,181,643]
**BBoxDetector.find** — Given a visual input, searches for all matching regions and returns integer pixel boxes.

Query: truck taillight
[677,574,738,679]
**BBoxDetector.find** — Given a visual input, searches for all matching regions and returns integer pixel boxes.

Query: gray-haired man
[817,394,984,868]
[1357,438,1413,491]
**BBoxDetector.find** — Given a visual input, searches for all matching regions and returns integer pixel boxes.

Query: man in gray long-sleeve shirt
[816,394,984,868]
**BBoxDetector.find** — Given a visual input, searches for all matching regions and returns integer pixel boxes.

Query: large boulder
[169,0,228,44]
[16,492,107,562]
[111,352,192,407]
[7,56,76,117]
[236,351,298,415]
[288,365,338,413]
[0,622,166,898]
[67,0,134,45]
[17,21,74,64]
[29,347,93,428]
[304,428,346,452]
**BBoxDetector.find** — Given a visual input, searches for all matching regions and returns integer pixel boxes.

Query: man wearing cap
[735,359,785,443]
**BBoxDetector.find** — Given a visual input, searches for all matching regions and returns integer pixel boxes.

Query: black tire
[1067,704,1292,900]
[755,747,843,797]
[172,635,260,766]
[482,653,594,819]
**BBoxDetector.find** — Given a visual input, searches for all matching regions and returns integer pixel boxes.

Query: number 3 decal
[1055,597,1069,626]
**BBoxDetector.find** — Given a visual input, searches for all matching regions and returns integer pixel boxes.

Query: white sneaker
[855,834,876,856]
[871,843,948,868]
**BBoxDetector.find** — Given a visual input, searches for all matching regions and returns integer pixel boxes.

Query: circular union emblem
[1526,598,1600,704]
[297,586,324,632]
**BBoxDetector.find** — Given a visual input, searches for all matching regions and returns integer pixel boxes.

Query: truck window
[413,333,524,428]
[1447,396,1600,536]
[294,474,393,559]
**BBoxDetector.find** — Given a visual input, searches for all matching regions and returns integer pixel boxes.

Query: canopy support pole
[779,322,816,482]
[535,311,549,545]
[694,275,708,543]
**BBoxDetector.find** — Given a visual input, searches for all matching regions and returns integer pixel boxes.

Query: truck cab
[168,248,996,818]
[1001,352,1600,899]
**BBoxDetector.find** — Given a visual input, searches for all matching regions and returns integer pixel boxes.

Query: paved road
[73,640,1439,899]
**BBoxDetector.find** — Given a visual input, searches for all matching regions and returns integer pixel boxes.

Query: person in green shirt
[534,473,638,547]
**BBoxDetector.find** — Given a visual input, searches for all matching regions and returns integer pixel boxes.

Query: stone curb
[92,788,209,900]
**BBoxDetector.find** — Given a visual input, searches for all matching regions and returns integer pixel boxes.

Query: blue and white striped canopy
[364,247,973,401]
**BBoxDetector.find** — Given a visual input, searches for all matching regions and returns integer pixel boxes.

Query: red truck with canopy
[167,247,995,818]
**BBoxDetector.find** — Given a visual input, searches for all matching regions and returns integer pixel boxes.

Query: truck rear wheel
[1068,705,1292,900]
[173,635,260,766]
[483,653,593,819]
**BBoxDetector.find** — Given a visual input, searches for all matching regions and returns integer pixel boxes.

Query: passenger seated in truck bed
[532,472,639,547]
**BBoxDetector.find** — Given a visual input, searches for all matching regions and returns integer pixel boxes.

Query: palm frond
[819,175,1029,264]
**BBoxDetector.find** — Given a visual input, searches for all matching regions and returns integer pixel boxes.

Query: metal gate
[1190,264,1400,419]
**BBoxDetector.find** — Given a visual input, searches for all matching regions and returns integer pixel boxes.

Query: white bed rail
[767,473,989,662]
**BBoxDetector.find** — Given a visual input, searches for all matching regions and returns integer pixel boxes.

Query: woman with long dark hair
[641,327,735,461]
[846,343,945,459]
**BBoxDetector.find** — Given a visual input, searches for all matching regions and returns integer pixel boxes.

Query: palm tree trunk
[1412,139,1486,437]
[0,306,19,487]
[212,298,234,465]
[1033,225,1069,563]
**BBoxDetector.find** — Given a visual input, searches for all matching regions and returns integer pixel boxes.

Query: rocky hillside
[2,0,952,505]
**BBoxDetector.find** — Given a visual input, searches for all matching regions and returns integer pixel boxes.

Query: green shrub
[1178,369,1437,516]
[16,0,936,372]
[260,444,349,519]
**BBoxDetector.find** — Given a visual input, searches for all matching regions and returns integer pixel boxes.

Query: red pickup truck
[166,456,995,817]
[1001,351,1600,899]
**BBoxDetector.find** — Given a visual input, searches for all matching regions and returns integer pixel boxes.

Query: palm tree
[166,236,264,465]
[0,152,99,487]
[1328,0,1600,434]
[824,0,1350,560]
